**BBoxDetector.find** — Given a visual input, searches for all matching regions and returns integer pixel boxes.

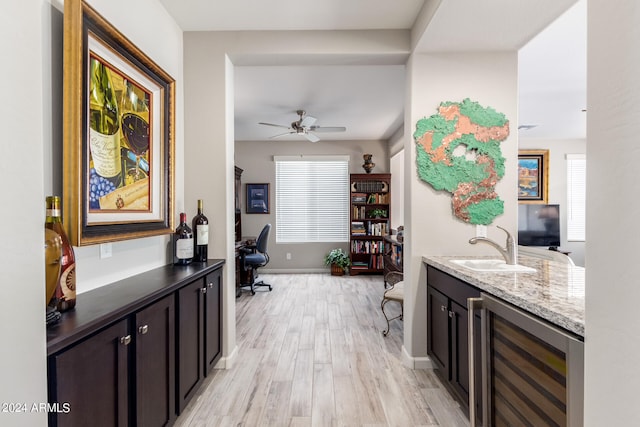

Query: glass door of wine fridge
[468,294,584,427]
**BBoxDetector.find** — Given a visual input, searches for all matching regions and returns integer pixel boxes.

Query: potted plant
[368,208,387,219]
[324,248,351,276]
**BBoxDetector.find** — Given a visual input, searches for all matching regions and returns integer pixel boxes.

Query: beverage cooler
[467,294,584,427]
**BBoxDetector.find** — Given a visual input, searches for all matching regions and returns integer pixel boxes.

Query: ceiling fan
[259,110,346,142]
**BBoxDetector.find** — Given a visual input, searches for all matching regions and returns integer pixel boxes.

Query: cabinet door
[49,319,129,427]
[204,269,222,376]
[177,278,206,413]
[427,286,450,375]
[450,299,470,403]
[135,295,176,426]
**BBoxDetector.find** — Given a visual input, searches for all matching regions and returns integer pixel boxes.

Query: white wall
[390,149,405,232]
[0,0,183,422]
[585,1,640,424]
[0,1,49,424]
[519,138,586,266]
[404,52,519,361]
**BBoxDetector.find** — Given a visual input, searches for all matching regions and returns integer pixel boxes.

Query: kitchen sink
[450,259,536,273]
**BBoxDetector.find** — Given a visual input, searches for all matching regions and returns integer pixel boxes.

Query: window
[566,154,586,241]
[275,156,350,243]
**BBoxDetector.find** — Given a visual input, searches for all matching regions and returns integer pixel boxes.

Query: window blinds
[566,154,586,241]
[275,156,350,243]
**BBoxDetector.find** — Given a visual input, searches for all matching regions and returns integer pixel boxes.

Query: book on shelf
[365,193,390,204]
[351,221,366,235]
[351,193,367,203]
[351,261,369,270]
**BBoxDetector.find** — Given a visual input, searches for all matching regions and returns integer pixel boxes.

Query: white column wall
[403,52,518,361]
[584,1,640,424]
[0,1,48,424]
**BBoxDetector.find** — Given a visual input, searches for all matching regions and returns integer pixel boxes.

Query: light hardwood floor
[175,273,469,427]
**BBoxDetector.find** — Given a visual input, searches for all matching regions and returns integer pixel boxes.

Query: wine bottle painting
[88,55,152,212]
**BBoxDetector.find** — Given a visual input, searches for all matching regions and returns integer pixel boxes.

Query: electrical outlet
[286,253,292,260]
[100,243,112,259]
[476,225,487,238]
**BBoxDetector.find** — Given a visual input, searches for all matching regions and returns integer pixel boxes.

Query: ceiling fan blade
[305,132,320,143]
[259,122,290,130]
[269,131,294,139]
[300,115,317,128]
[309,126,346,133]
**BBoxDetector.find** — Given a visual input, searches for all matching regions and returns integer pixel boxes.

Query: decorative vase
[331,264,345,276]
[362,154,375,174]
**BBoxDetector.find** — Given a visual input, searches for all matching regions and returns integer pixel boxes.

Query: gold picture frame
[518,150,549,204]
[63,0,175,245]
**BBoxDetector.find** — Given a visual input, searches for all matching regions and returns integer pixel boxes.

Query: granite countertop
[422,255,585,337]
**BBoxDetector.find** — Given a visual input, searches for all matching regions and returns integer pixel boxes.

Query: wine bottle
[192,199,209,262]
[45,196,76,312]
[89,58,122,188]
[174,212,194,265]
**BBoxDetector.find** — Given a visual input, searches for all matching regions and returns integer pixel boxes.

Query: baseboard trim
[261,268,329,274]
[214,344,238,369]
[402,345,434,370]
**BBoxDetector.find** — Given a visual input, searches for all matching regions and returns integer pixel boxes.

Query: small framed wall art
[518,150,549,204]
[246,183,270,214]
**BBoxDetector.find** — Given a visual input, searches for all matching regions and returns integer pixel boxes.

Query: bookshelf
[349,173,391,275]
[383,234,403,282]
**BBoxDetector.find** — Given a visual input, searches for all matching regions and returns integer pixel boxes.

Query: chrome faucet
[468,226,517,265]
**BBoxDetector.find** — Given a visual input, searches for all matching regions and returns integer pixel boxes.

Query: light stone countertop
[422,255,585,338]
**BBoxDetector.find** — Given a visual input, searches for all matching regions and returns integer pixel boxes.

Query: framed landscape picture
[518,150,549,204]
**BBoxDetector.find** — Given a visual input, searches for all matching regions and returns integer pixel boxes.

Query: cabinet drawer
[427,265,480,307]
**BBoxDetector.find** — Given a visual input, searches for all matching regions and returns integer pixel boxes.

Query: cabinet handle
[208,282,214,289]
[120,335,132,346]
[441,305,447,312]
[200,287,207,294]
[138,325,149,335]
[448,311,455,318]
[467,297,484,427]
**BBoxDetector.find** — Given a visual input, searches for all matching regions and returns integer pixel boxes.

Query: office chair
[240,224,273,295]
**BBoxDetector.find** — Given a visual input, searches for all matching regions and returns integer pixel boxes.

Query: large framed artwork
[63,0,175,245]
[518,150,549,204]
[246,184,270,214]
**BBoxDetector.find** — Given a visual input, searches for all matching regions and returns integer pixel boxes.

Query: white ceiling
[159,0,585,142]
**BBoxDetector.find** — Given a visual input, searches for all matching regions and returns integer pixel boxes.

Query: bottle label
[176,238,194,259]
[46,208,61,218]
[89,129,122,178]
[59,263,76,300]
[196,225,209,245]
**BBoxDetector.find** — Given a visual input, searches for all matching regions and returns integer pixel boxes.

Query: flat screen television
[518,204,561,248]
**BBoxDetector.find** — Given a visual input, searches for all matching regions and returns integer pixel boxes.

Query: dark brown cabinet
[48,320,129,426]
[426,265,482,423]
[47,261,224,427]
[48,295,176,427]
[135,295,176,426]
[177,268,222,413]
